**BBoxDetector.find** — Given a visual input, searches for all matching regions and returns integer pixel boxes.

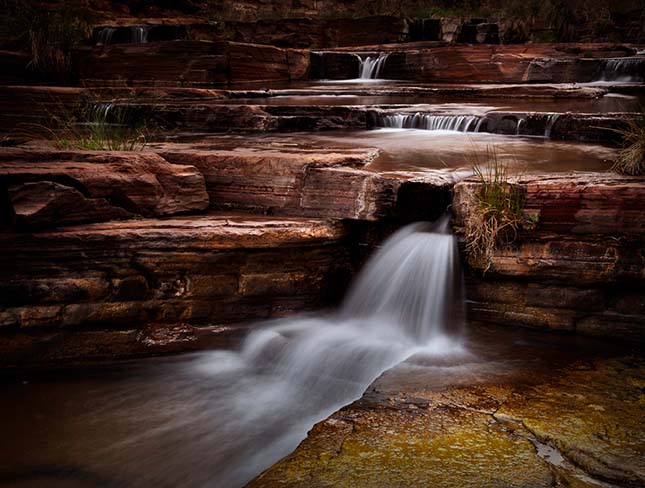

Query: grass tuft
[22,101,153,151]
[460,146,525,272]
[611,116,645,176]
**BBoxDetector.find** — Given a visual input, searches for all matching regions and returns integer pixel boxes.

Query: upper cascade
[356,53,390,79]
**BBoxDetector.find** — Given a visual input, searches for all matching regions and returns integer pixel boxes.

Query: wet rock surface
[250,327,645,488]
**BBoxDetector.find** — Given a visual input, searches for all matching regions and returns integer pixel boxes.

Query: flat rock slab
[250,327,645,487]
[157,143,456,221]
[0,213,350,363]
[0,148,209,227]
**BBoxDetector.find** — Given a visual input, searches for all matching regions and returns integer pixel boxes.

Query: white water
[599,57,645,82]
[97,27,116,46]
[89,217,466,487]
[356,53,390,79]
[544,113,560,139]
[96,26,148,46]
[377,113,562,138]
[380,113,481,132]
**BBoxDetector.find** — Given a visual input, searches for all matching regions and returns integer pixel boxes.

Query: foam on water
[76,216,467,487]
[185,215,466,486]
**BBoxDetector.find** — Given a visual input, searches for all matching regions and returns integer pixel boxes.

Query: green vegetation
[31,102,154,151]
[0,0,93,78]
[460,147,526,271]
[612,116,645,176]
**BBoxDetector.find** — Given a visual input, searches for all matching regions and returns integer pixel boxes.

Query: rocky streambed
[0,18,644,488]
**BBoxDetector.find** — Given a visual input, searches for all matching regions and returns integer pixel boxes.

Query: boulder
[0,149,209,227]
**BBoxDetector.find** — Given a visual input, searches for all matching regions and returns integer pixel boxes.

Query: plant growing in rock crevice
[459,147,527,272]
[611,116,645,176]
[23,100,155,151]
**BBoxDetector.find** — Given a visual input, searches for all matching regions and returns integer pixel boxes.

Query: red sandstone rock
[0,214,349,336]
[0,149,209,227]
[452,173,645,340]
[78,41,309,86]
[159,146,455,220]
[8,181,133,226]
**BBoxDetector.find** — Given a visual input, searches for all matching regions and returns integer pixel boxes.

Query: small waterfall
[356,53,390,79]
[96,26,148,46]
[599,57,645,82]
[183,216,466,486]
[544,114,560,138]
[379,113,481,132]
[97,27,116,46]
[516,117,525,135]
[131,26,149,44]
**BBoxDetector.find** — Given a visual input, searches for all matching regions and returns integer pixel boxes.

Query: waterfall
[599,57,645,82]
[131,26,149,44]
[356,53,390,79]
[544,114,560,138]
[175,216,467,486]
[379,113,481,132]
[96,26,148,46]
[97,27,116,46]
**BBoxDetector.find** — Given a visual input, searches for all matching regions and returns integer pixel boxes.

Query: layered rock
[321,43,640,83]
[78,41,310,86]
[158,146,455,220]
[0,214,351,363]
[452,173,645,341]
[0,149,209,227]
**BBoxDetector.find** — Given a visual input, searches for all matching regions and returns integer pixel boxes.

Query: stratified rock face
[225,16,409,48]
[0,214,350,363]
[320,43,639,83]
[452,173,645,341]
[158,147,455,221]
[0,149,209,227]
[78,41,310,86]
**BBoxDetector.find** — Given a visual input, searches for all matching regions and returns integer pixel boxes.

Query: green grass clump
[461,146,526,272]
[27,102,153,151]
[57,104,151,151]
[612,117,645,176]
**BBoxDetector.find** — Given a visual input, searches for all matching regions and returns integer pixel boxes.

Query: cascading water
[377,112,561,138]
[598,57,645,82]
[544,113,560,139]
[379,113,481,132]
[131,26,149,44]
[88,216,466,487]
[97,27,116,46]
[356,53,390,79]
[95,26,148,46]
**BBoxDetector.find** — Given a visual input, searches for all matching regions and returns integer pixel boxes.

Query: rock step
[119,103,634,142]
[78,41,309,87]
[74,42,643,87]
[157,146,455,221]
[452,173,645,341]
[0,149,209,228]
[0,213,351,363]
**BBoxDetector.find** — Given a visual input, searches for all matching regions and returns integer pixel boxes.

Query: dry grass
[612,117,645,176]
[460,147,525,272]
